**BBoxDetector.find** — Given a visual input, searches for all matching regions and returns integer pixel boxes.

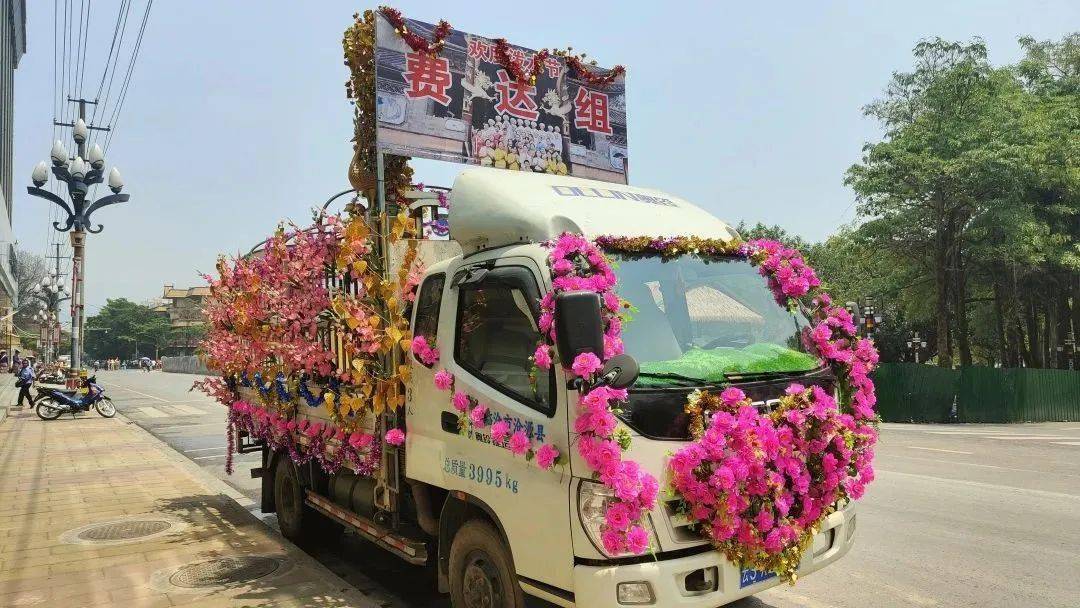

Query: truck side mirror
[554,291,605,366]
[596,354,639,390]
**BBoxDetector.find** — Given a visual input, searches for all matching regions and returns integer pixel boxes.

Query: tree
[844,37,1070,368]
[12,249,48,331]
[85,298,172,360]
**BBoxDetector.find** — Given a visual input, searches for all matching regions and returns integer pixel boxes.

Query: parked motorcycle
[37,369,66,385]
[35,376,116,420]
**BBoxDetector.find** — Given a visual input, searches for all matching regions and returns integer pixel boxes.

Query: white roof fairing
[448,168,738,253]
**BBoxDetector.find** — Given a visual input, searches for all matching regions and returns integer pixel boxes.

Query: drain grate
[168,556,282,589]
[78,519,172,541]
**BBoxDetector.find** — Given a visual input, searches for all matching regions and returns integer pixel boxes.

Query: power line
[73,0,84,96]
[102,0,153,154]
[88,0,130,131]
[90,0,134,150]
[77,0,91,96]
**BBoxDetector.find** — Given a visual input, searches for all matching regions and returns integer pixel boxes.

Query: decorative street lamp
[862,296,882,336]
[27,130,131,373]
[1063,331,1076,371]
[907,332,927,364]
[30,273,69,365]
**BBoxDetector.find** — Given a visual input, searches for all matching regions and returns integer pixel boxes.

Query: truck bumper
[571,505,855,607]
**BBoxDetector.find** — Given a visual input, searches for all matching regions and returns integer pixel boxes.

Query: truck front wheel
[273,457,340,545]
[448,520,525,608]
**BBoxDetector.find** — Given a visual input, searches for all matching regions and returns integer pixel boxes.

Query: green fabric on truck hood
[635,344,820,387]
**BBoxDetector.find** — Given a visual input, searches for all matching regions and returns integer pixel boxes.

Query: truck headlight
[577,479,658,558]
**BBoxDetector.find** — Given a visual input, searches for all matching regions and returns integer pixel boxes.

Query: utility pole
[53,98,109,373]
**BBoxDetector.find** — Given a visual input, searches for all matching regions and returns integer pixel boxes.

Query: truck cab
[398,168,857,607]
[257,167,855,608]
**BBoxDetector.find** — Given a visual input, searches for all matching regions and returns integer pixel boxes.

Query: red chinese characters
[573,88,613,135]
[468,39,562,79]
[494,69,540,120]
[404,52,453,106]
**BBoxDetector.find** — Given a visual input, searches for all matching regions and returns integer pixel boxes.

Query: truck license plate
[739,567,777,588]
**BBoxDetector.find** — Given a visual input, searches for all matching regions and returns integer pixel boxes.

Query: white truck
[243,167,855,607]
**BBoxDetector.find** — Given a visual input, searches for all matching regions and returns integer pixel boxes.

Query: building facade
[157,284,209,355]
[0,0,26,356]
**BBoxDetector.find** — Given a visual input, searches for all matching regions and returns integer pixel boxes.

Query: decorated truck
[196,8,879,608]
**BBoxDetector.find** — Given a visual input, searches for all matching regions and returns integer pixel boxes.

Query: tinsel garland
[493,38,550,85]
[378,6,452,56]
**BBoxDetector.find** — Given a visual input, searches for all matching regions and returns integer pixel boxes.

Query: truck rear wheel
[448,520,524,608]
[273,456,340,545]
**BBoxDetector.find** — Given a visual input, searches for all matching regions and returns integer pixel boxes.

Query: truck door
[407,253,573,592]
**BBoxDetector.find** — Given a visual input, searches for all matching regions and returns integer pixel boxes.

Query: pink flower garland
[536,233,658,556]
[228,400,380,477]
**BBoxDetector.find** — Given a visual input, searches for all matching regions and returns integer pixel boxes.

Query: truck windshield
[610,254,820,388]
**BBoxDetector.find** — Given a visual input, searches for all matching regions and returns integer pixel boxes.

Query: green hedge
[872,363,1080,423]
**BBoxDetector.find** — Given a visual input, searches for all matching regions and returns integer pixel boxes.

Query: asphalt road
[89,370,1080,608]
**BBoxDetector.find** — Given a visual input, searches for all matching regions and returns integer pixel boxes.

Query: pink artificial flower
[605,502,632,531]
[433,369,454,391]
[571,352,603,377]
[601,529,625,555]
[625,525,650,554]
[534,345,552,369]
[469,405,488,429]
[508,431,530,456]
[535,444,559,470]
[384,429,406,446]
[452,391,470,413]
[720,387,747,407]
[490,419,511,444]
[349,431,373,450]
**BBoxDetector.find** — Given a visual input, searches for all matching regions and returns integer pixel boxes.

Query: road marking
[137,407,169,418]
[926,430,1006,436]
[890,454,1078,477]
[153,423,224,431]
[168,404,206,416]
[97,381,168,402]
[192,454,225,460]
[184,447,226,453]
[988,435,1068,440]
[1051,441,1080,446]
[907,446,972,455]
[878,469,1080,500]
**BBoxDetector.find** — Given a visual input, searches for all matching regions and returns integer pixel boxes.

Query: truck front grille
[664,496,704,543]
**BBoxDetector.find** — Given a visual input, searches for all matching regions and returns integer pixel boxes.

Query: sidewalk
[0,400,379,607]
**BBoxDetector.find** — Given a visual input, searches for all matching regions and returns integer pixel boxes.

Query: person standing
[15,360,34,408]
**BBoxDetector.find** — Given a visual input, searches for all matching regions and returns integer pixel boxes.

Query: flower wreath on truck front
[594,235,879,581]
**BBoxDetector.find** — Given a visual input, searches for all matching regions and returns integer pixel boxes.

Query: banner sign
[374,13,629,184]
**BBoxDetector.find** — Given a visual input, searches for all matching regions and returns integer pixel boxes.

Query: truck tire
[273,457,341,545]
[448,519,525,608]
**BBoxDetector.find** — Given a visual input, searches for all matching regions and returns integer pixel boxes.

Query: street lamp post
[907,332,927,364]
[1064,331,1076,371]
[27,124,129,373]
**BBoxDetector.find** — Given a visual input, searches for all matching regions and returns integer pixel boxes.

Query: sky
[11,0,1079,321]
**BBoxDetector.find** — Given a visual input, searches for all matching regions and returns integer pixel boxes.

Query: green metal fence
[873,363,1080,423]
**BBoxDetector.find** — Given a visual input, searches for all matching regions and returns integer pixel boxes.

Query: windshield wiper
[636,371,707,385]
